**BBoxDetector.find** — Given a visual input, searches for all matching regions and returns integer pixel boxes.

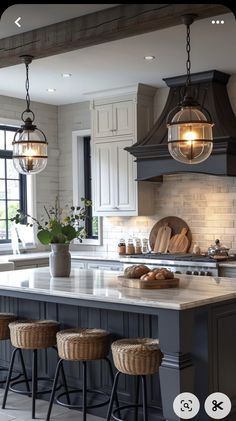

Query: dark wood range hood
[126,70,236,181]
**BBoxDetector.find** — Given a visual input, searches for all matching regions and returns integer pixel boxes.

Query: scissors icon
[212,400,224,411]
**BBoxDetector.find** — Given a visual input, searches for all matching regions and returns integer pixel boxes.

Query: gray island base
[0,268,236,421]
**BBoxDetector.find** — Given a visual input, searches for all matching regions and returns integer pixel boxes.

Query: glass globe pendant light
[167,14,214,164]
[12,55,48,174]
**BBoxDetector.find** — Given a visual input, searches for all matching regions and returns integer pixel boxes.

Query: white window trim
[72,129,102,246]
[0,118,37,253]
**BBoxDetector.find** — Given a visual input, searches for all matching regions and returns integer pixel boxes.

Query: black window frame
[0,125,27,244]
[83,136,98,239]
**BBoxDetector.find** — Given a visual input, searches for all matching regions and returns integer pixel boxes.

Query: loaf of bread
[124,265,150,279]
[140,267,175,282]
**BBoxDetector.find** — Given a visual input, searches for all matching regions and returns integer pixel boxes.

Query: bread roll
[146,272,156,281]
[124,265,150,279]
[155,272,165,280]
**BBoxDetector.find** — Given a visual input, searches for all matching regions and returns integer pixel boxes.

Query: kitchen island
[0,268,236,421]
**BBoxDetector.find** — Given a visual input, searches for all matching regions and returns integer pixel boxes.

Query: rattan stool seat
[112,338,161,375]
[9,320,60,349]
[0,313,17,340]
[57,328,110,361]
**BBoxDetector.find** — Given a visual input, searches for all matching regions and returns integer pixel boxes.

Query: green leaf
[62,225,77,241]
[37,230,53,245]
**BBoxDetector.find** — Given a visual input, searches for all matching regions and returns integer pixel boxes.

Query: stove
[121,253,236,276]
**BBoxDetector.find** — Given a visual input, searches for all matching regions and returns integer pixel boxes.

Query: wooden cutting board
[149,217,192,252]
[168,227,189,253]
[153,223,172,253]
[118,275,179,289]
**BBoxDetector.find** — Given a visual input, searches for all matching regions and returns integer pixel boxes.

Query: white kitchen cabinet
[94,101,133,138]
[93,138,136,214]
[91,84,156,217]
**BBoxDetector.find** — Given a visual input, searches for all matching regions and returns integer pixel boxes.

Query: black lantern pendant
[167,14,214,164]
[12,55,48,174]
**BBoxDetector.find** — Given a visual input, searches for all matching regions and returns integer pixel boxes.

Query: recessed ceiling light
[47,88,56,93]
[62,73,72,78]
[144,55,155,61]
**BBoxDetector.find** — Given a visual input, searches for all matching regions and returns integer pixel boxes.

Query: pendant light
[12,55,48,174]
[167,14,214,164]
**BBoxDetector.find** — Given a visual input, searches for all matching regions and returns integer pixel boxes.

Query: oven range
[120,253,234,277]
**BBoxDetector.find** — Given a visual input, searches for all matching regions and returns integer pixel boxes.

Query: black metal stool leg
[106,371,121,421]
[59,361,71,405]
[82,361,87,421]
[2,347,18,409]
[134,375,140,421]
[141,375,148,421]
[46,359,63,421]
[52,346,70,404]
[105,357,121,419]
[18,348,30,394]
[32,349,38,419]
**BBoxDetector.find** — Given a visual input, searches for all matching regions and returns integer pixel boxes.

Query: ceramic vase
[49,243,71,277]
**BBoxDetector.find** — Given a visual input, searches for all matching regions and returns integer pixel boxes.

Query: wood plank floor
[0,390,105,421]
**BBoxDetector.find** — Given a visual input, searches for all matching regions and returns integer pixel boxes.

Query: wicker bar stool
[0,313,18,384]
[107,338,162,421]
[1,319,66,419]
[46,328,119,421]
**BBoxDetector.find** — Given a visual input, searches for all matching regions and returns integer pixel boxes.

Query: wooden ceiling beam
[0,3,230,69]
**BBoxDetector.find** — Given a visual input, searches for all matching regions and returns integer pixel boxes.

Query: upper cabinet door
[115,139,136,211]
[94,104,113,137]
[93,142,115,212]
[112,101,134,136]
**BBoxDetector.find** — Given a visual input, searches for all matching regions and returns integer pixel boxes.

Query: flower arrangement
[11,197,92,245]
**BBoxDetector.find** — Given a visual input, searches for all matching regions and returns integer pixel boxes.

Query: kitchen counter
[0,268,236,420]
[0,267,235,310]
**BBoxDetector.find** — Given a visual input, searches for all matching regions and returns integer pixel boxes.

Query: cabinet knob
[112,206,119,209]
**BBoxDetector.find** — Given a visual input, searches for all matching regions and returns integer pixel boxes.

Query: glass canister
[127,237,135,255]
[134,238,142,254]
[142,238,149,254]
[117,238,126,255]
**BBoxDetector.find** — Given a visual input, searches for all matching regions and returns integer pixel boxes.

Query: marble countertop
[1,267,236,310]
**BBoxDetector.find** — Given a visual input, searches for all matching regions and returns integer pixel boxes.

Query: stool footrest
[112,403,159,421]
[10,377,62,396]
[56,388,110,410]
[0,367,21,385]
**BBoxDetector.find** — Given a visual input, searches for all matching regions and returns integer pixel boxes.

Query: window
[72,129,102,246]
[83,136,98,239]
[0,126,27,243]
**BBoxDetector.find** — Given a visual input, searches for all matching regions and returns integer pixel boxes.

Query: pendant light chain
[186,23,191,87]
[25,62,31,112]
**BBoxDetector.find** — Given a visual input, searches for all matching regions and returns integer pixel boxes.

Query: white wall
[58,102,90,204]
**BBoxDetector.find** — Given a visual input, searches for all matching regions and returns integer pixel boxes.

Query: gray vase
[49,243,71,277]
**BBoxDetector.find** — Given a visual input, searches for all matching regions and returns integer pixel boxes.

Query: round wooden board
[118,275,179,289]
[149,216,192,252]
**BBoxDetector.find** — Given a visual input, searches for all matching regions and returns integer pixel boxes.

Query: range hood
[126,70,236,181]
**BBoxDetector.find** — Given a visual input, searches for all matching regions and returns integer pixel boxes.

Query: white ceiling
[0,7,235,106]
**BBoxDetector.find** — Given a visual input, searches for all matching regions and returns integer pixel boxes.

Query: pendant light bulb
[12,55,48,175]
[167,14,214,164]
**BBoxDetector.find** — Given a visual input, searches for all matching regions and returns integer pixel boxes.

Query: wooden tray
[118,275,179,289]
[149,216,192,252]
